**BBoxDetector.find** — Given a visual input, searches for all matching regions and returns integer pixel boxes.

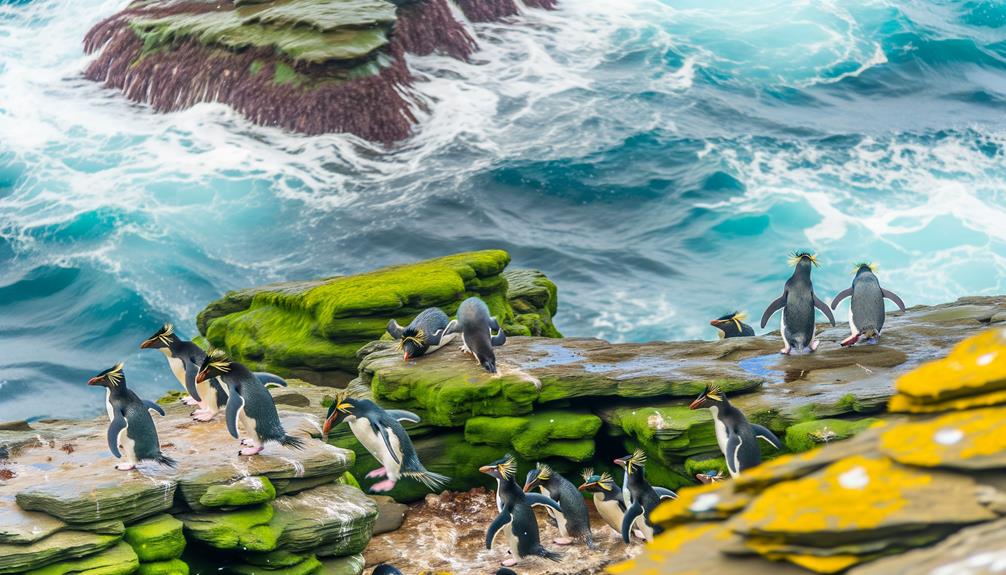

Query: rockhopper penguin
[196,350,305,456]
[480,454,563,567]
[831,263,906,347]
[443,297,506,373]
[711,311,755,338]
[760,251,836,354]
[579,469,627,537]
[523,462,594,548]
[141,323,288,421]
[322,392,449,493]
[387,307,454,361]
[88,363,175,471]
[690,385,782,478]
[614,449,676,543]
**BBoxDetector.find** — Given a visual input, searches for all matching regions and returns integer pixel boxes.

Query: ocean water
[2,0,1006,420]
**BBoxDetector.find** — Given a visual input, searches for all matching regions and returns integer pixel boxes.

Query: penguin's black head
[322,391,358,435]
[479,453,517,481]
[140,323,178,350]
[522,462,554,493]
[496,569,518,575]
[87,363,125,389]
[852,261,876,276]
[578,468,615,493]
[196,349,232,384]
[614,448,647,475]
[398,327,426,361]
[371,565,403,575]
[689,385,726,410]
[710,311,747,337]
[788,251,819,272]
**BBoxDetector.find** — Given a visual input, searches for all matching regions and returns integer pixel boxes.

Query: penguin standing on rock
[322,392,449,493]
[761,251,836,354]
[141,323,288,421]
[88,363,175,471]
[523,463,594,548]
[196,350,304,456]
[443,297,506,373]
[831,263,906,347]
[690,385,782,478]
[480,454,563,567]
[710,311,755,338]
[579,469,627,537]
[387,307,454,361]
[613,449,670,543]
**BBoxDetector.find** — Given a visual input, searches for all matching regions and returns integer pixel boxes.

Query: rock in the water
[24,541,139,575]
[368,495,408,535]
[123,514,185,562]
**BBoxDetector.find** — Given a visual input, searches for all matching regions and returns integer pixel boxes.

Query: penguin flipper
[761,294,787,328]
[225,386,243,439]
[254,372,288,387]
[525,492,562,512]
[143,400,166,416]
[106,411,126,458]
[387,319,406,340]
[183,360,202,403]
[725,434,741,476]
[621,502,643,544]
[486,511,512,550]
[751,424,783,449]
[442,319,458,336]
[831,287,853,310]
[882,288,907,312]
[814,295,837,326]
[386,409,421,424]
[490,328,506,347]
[654,487,678,500]
[371,417,401,465]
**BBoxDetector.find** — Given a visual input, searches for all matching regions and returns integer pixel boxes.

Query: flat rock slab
[880,405,1006,469]
[274,483,378,555]
[849,518,1006,575]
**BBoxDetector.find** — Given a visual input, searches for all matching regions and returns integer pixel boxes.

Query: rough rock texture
[197,250,561,385]
[24,541,139,575]
[123,514,185,562]
[611,325,1006,574]
[82,0,558,142]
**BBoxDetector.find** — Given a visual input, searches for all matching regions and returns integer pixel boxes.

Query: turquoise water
[2,0,1006,419]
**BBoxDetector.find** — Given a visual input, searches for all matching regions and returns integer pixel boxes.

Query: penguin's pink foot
[633,529,646,540]
[501,558,518,567]
[553,537,572,545]
[810,339,820,351]
[240,438,252,446]
[115,462,136,471]
[239,446,264,456]
[192,410,215,422]
[370,479,397,492]
[366,467,387,479]
[779,348,791,354]
[181,395,198,406]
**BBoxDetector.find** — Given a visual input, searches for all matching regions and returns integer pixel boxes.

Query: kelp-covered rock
[82,0,556,142]
[124,514,185,562]
[24,541,139,575]
[197,250,561,384]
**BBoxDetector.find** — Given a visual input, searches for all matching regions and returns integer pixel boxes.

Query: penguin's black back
[547,475,592,537]
[457,297,497,371]
[229,367,286,441]
[720,402,762,472]
[783,269,816,347]
[410,307,449,334]
[851,270,885,333]
[122,398,162,461]
[510,500,545,557]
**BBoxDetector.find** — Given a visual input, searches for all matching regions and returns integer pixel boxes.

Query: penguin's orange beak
[195,369,208,384]
[322,413,338,435]
[478,465,494,475]
[87,376,102,386]
[139,339,155,349]
[709,320,720,326]
[578,482,590,492]
[403,352,410,361]
[613,457,627,468]
[689,396,706,410]
[522,480,534,493]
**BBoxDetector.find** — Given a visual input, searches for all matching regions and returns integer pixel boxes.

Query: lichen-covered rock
[649,481,750,526]
[199,476,277,508]
[879,405,1006,469]
[784,418,880,453]
[849,518,1006,575]
[124,514,185,562]
[24,542,139,575]
[179,504,281,553]
[197,250,560,384]
[464,410,601,461]
[137,559,189,575]
[0,530,122,575]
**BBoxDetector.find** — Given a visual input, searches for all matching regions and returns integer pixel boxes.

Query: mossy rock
[198,251,560,383]
[199,476,277,508]
[318,554,365,575]
[784,418,880,453]
[683,455,729,479]
[0,530,122,574]
[25,542,139,575]
[124,514,185,562]
[178,504,281,553]
[137,559,189,575]
[232,551,322,575]
[464,410,601,461]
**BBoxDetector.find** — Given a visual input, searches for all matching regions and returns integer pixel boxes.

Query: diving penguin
[88,363,176,471]
[480,454,563,567]
[613,449,671,543]
[831,262,906,347]
[141,323,288,421]
[523,463,594,548]
[387,307,454,361]
[760,251,836,354]
[689,385,782,478]
[710,311,755,338]
[443,297,506,373]
[322,392,449,493]
[578,469,627,538]
[196,350,305,456]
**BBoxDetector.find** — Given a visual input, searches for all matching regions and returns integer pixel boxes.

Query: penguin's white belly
[104,389,114,421]
[538,486,566,536]
[237,405,259,442]
[710,406,729,456]
[634,515,654,541]
[195,377,213,406]
[163,354,187,389]
[506,524,521,558]
[349,418,402,480]
[594,496,623,533]
[118,426,136,463]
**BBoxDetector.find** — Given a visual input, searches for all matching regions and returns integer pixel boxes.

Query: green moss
[233,551,322,575]
[336,471,361,490]
[26,542,139,575]
[684,455,729,478]
[272,62,301,86]
[124,514,185,562]
[465,411,601,461]
[784,418,880,453]
[199,476,276,508]
[179,504,281,552]
[137,559,189,575]
[249,60,264,76]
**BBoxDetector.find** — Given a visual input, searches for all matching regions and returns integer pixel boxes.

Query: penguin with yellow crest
[831,262,906,347]
[710,311,755,338]
[761,251,836,354]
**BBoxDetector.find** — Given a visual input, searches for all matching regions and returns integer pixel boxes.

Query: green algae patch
[137,559,189,575]
[199,476,277,508]
[26,542,139,575]
[465,410,601,461]
[784,418,879,453]
[179,504,281,552]
[124,514,185,562]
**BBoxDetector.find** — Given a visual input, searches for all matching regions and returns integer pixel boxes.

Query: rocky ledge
[82,0,557,143]
[0,402,375,574]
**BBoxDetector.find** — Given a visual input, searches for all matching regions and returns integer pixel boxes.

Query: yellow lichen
[880,406,1006,467]
[889,388,1006,414]
[649,482,749,526]
[605,524,719,575]
[895,329,1006,402]
[779,553,860,573]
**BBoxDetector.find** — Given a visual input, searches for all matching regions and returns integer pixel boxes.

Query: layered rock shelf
[81,0,558,143]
